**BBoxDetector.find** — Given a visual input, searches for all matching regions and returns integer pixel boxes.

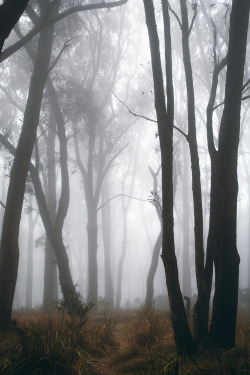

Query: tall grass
[0,307,249,374]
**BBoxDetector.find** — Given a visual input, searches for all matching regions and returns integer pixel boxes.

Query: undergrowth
[0,306,249,374]
[0,300,118,374]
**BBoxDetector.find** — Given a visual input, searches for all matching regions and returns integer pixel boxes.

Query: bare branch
[188,3,198,36]
[113,91,188,138]
[97,193,148,212]
[168,1,182,29]
[0,200,6,209]
[242,78,250,93]
[0,0,128,63]
[47,37,74,73]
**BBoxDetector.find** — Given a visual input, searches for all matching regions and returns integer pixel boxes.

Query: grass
[0,306,249,374]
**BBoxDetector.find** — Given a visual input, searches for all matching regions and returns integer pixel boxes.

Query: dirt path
[89,325,130,375]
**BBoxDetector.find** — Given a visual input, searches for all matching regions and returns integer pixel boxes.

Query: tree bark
[182,140,192,298]
[143,0,195,353]
[0,20,53,329]
[209,0,250,348]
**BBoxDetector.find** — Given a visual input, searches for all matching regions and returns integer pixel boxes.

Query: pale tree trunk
[116,129,141,309]
[101,176,114,307]
[145,231,162,308]
[86,201,98,305]
[26,195,34,309]
[43,115,58,311]
[145,165,162,308]
[116,199,128,309]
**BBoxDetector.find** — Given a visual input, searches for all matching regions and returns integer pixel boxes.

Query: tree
[143,0,195,352]
[0,0,30,54]
[143,0,250,352]
[208,0,250,347]
[0,2,55,328]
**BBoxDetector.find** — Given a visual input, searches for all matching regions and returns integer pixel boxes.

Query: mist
[0,0,249,370]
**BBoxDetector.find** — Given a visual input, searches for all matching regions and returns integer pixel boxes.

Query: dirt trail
[89,325,130,375]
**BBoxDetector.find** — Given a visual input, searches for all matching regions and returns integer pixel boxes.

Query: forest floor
[0,306,250,374]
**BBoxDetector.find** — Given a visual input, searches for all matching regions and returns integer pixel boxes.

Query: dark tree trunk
[143,0,195,353]
[178,0,210,345]
[0,21,53,329]
[182,140,192,298]
[209,0,250,348]
[0,0,30,54]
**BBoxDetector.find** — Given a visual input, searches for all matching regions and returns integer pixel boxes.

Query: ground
[0,307,249,374]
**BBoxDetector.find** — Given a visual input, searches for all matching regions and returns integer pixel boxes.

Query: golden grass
[0,307,249,374]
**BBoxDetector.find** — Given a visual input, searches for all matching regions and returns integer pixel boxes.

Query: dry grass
[0,306,249,374]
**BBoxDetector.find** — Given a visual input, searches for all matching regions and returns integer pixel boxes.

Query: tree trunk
[26,196,34,309]
[145,230,162,307]
[87,204,98,305]
[209,0,250,347]
[0,21,53,329]
[101,177,114,307]
[182,140,192,298]
[143,0,195,353]
[145,165,162,308]
[116,202,128,309]
[43,114,57,311]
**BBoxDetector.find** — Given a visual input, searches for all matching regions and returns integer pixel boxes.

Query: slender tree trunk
[143,0,195,353]
[43,115,57,311]
[101,177,114,307]
[26,196,34,309]
[87,203,98,304]
[182,140,192,298]
[116,202,128,309]
[0,21,53,329]
[209,0,250,347]
[145,230,162,307]
[145,165,162,308]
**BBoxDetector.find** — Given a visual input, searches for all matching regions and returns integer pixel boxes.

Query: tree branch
[112,92,188,138]
[47,37,74,73]
[168,1,182,29]
[0,0,128,63]
[97,193,148,212]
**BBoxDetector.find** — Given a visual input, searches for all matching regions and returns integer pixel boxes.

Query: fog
[0,0,249,314]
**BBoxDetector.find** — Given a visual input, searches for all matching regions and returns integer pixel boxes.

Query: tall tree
[208,0,250,347]
[143,0,195,352]
[0,0,30,54]
[0,2,55,328]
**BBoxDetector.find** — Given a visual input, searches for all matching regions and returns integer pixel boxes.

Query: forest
[0,0,249,373]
